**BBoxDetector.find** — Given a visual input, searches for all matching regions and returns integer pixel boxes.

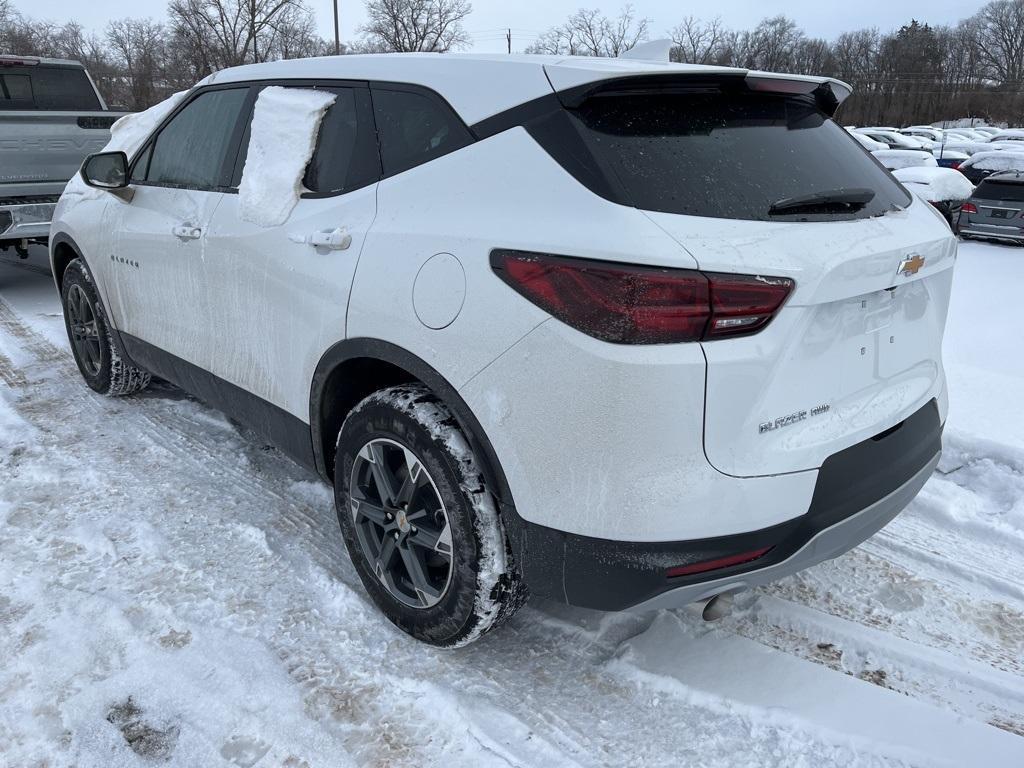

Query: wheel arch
[49,231,135,366]
[49,231,87,293]
[309,339,518,520]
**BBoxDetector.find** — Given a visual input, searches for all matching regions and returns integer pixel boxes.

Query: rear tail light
[666,547,773,578]
[490,250,794,344]
[961,202,978,214]
[951,162,962,170]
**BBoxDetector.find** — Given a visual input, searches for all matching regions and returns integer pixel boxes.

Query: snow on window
[238,86,337,227]
[106,91,188,156]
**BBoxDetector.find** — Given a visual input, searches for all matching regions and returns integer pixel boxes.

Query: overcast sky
[15,0,988,53]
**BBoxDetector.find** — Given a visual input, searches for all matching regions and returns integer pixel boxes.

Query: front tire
[335,384,526,647]
[61,259,150,396]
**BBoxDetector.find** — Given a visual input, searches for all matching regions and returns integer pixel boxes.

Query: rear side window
[976,180,1024,202]
[304,87,380,194]
[0,65,100,110]
[142,88,249,189]
[553,90,910,221]
[371,87,472,175]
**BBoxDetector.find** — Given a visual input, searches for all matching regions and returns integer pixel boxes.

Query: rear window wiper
[768,188,876,216]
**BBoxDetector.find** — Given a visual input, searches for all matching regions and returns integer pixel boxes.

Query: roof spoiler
[558,71,853,117]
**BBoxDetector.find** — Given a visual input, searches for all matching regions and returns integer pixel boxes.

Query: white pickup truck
[1,55,128,257]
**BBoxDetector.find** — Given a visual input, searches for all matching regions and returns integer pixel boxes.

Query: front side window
[142,88,249,189]
[371,88,472,176]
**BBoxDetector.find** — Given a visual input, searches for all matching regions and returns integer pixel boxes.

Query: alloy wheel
[66,283,102,377]
[349,438,454,609]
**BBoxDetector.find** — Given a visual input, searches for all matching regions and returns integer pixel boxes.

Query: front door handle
[172,224,202,240]
[293,227,352,251]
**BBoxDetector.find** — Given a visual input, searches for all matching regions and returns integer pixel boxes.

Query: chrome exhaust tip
[686,592,734,622]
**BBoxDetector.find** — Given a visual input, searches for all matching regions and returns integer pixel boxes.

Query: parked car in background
[847,130,887,152]
[958,150,1024,184]
[872,149,938,170]
[988,129,1024,143]
[50,52,953,646]
[893,166,974,225]
[902,126,945,144]
[0,55,127,257]
[973,126,1001,137]
[855,128,930,151]
[931,149,969,169]
[957,172,1024,244]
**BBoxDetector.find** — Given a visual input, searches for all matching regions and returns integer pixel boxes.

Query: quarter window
[143,88,249,189]
[371,88,471,175]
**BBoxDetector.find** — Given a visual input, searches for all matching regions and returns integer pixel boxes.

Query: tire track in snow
[0,296,927,767]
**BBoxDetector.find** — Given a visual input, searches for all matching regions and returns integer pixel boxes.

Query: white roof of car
[872,149,938,169]
[200,52,852,126]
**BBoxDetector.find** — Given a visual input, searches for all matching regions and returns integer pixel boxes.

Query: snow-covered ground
[1,241,1022,767]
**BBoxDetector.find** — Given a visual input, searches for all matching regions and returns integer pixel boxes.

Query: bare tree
[167,0,313,70]
[359,0,472,53]
[972,0,1024,86]
[669,15,725,65]
[107,19,168,109]
[525,5,649,57]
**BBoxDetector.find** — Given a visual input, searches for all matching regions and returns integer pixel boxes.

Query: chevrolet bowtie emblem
[898,254,926,276]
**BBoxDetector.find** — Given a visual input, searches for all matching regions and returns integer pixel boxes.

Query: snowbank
[237,87,336,227]
[893,166,974,202]
[872,149,938,170]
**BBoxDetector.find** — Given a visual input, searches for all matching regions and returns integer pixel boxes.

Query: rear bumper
[0,199,57,241]
[514,400,942,612]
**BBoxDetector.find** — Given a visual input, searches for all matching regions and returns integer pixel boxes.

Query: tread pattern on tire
[65,259,151,397]
[342,383,528,647]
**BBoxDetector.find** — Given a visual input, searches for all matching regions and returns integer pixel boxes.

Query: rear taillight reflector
[490,250,793,344]
[666,547,773,578]
[961,202,978,214]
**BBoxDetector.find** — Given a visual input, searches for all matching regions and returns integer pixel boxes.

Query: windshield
[565,91,911,221]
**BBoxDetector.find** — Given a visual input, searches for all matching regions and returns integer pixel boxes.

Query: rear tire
[335,384,526,647]
[61,259,151,396]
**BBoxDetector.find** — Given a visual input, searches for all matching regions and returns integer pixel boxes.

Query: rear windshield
[563,91,910,221]
[0,64,101,111]
[976,179,1024,202]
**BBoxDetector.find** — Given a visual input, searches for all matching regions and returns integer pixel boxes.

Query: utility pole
[506,28,511,54]
[333,0,341,55]
[250,0,257,63]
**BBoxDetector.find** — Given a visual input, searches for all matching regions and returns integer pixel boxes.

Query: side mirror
[81,151,129,190]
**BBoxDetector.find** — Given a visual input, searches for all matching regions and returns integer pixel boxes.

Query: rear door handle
[172,224,202,240]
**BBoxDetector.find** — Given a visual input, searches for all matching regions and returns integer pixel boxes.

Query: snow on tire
[61,259,151,397]
[334,384,527,647]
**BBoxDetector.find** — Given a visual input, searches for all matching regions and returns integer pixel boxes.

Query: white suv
[51,53,954,647]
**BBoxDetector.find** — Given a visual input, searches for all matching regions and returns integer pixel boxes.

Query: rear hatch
[542,71,955,478]
[963,177,1024,236]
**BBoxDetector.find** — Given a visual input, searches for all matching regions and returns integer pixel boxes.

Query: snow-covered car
[48,53,955,647]
[856,128,931,150]
[847,129,887,152]
[931,148,969,169]
[893,166,974,224]
[958,150,1024,184]
[872,149,939,170]
[901,126,945,144]
[957,171,1024,244]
